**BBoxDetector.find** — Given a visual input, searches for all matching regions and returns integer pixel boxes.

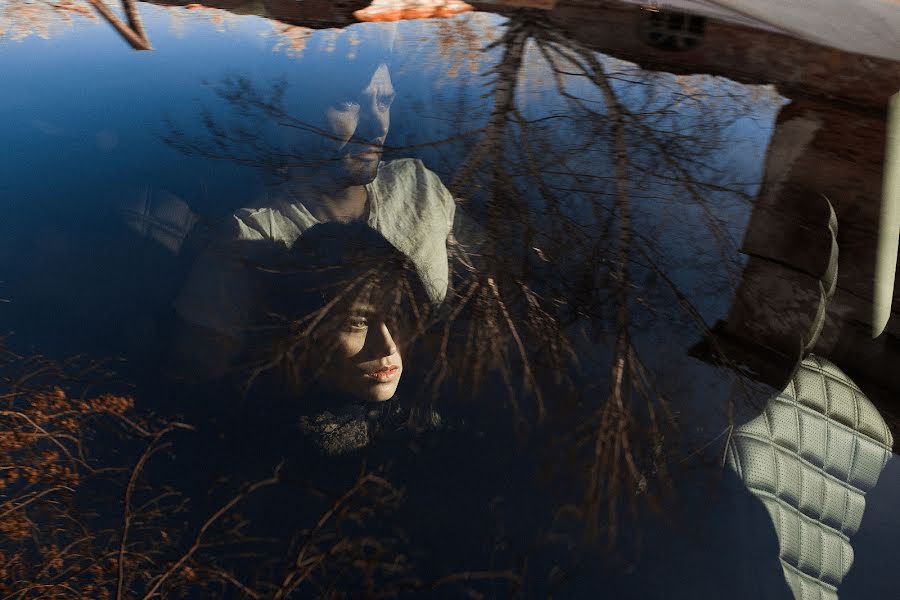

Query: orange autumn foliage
[354,0,474,23]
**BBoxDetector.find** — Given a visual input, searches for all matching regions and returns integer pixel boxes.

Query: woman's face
[321,301,404,402]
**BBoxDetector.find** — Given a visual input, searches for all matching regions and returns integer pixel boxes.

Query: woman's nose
[371,322,398,357]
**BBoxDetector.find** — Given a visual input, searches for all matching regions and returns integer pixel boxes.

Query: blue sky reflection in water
[1,2,899,599]
[0,5,778,358]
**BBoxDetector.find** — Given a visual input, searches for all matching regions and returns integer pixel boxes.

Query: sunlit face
[321,302,404,402]
[323,63,395,186]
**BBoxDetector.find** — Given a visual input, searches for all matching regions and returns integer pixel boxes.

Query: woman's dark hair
[246,221,433,395]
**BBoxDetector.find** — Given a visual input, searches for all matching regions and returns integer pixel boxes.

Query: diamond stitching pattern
[727,355,893,599]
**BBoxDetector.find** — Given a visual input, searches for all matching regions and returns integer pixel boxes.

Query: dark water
[1,1,899,598]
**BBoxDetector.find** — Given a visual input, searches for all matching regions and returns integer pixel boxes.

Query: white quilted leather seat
[726,355,894,600]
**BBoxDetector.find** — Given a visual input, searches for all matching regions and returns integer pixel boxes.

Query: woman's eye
[348,316,368,330]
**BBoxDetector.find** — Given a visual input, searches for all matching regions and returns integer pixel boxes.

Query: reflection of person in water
[259,223,419,401]
[307,285,405,404]
[248,222,445,455]
[172,24,457,383]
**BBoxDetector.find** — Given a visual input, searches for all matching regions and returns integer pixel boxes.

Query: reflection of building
[475,0,558,8]
[638,9,706,51]
[541,1,899,104]
[618,0,900,61]
[148,0,370,28]
[723,95,897,404]
[533,2,900,438]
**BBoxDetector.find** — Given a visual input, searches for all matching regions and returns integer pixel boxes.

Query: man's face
[323,63,395,186]
[321,301,404,402]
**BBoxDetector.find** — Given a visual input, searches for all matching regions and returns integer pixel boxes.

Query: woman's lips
[364,365,400,383]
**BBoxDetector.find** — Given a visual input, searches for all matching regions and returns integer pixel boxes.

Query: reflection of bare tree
[0,0,151,49]
[86,0,151,49]
[444,10,787,542]
[0,344,233,598]
[164,77,347,178]
[478,15,664,540]
[432,11,494,79]
[1,339,522,597]
[162,8,787,546]
[270,22,313,57]
[0,0,96,42]
[164,71,574,428]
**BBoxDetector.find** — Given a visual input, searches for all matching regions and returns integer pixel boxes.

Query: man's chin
[339,155,381,186]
